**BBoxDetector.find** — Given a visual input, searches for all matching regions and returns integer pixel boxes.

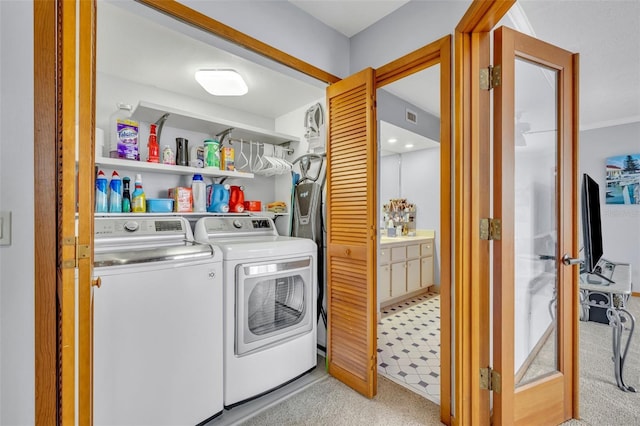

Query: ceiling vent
[406,109,417,124]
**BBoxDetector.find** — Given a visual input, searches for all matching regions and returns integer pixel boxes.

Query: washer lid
[94,242,216,267]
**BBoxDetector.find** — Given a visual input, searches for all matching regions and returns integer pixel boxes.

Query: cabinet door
[391,246,406,262]
[390,262,407,297]
[378,264,391,302]
[421,256,434,288]
[407,244,421,259]
[407,259,421,292]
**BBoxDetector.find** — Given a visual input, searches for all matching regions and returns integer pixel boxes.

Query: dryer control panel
[197,216,278,238]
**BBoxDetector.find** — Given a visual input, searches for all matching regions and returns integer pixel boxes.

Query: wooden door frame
[454,1,580,424]
[77,0,97,424]
[34,1,59,423]
[453,1,515,424]
[374,34,452,424]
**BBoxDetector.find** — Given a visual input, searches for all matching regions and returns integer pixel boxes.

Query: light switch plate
[0,211,11,246]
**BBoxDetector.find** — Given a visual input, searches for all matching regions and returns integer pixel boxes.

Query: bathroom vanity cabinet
[378,234,435,308]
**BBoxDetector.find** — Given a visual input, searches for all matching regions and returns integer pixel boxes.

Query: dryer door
[236,256,314,355]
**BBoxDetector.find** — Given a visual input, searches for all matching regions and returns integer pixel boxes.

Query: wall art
[605,153,640,204]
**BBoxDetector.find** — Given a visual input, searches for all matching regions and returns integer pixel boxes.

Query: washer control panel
[95,217,186,238]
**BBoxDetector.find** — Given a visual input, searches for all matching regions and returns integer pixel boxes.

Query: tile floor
[377,292,441,403]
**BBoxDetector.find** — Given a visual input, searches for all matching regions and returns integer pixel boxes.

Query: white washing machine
[93,216,223,425]
[194,216,317,408]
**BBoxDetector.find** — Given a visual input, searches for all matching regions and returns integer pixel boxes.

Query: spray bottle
[131,173,146,213]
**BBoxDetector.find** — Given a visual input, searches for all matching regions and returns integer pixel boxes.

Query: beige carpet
[563,295,640,425]
[240,375,441,425]
[234,298,640,425]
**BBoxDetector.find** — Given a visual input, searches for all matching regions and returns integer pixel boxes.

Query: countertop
[380,230,435,246]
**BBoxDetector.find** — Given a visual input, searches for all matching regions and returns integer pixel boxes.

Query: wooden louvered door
[326,68,378,398]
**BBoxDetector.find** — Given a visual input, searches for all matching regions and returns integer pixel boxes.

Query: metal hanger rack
[216,127,294,154]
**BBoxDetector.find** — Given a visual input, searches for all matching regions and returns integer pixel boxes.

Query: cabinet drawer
[421,241,434,256]
[379,247,391,263]
[391,246,406,262]
[407,244,420,259]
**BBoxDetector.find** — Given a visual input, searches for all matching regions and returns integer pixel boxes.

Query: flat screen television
[581,173,606,278]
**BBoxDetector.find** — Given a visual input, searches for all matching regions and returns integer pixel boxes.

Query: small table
[579,263,635,392]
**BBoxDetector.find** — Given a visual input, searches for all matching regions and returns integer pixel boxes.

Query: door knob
[561,253,583,266]
[92,277,102,288]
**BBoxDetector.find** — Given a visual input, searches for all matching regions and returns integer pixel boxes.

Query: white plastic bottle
[191,174,206,212]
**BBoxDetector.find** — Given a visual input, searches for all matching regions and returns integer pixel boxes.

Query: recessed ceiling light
[405,143,414,149]
[388,138,397,144]
[195,69,248,96]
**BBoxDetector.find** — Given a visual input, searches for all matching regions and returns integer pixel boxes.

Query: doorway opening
[376,64,442,404]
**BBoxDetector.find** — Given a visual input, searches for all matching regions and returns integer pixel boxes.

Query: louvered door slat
[326,68,377,398]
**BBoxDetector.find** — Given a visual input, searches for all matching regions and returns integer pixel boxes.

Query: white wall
[0,1,35,424]
[349,1,470,73]
[580,122,640,291]
[179,0,351,79]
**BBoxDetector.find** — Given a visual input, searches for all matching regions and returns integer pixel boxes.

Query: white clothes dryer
[194,216,317,408]
[93,216,223,425]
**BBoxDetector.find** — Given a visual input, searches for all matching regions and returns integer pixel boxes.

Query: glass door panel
[513,58,559,386]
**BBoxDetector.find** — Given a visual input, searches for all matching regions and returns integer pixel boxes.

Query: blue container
[146,198,174,213]
[109,171,123,213]
[95,170,108,213]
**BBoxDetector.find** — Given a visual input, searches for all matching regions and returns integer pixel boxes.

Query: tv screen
[581,173,604,274]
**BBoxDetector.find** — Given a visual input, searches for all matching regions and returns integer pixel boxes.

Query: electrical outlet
[0,211,11,246]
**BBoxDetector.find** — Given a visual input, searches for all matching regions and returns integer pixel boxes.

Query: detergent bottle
[191,174,206,212]
[108,171,123,213]
[95,170,108,213]
[207,183,230,213]
[147,124,159,163]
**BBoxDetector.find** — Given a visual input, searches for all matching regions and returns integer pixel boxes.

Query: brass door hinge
[61,237,90,269]
[480,367,501,393]
[480,65,501,90]
[480,218,502,241]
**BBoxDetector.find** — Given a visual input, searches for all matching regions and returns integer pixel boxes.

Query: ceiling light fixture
[195,69,248,96]
[388,138,398,144]
[405,143,414,149]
